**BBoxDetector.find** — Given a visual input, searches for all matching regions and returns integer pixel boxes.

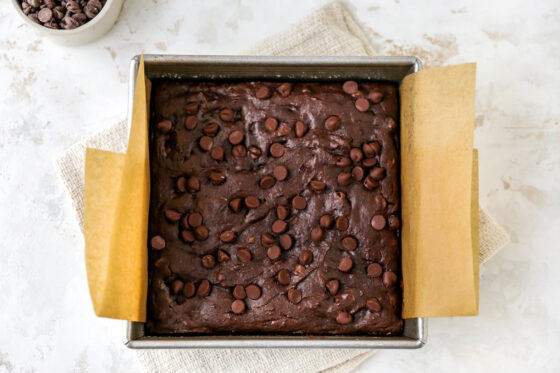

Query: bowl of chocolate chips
[11,0,124,45]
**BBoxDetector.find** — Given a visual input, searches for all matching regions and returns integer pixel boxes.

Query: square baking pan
[125,54,427,349]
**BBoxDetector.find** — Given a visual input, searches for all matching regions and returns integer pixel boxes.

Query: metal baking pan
[125,55,427,349]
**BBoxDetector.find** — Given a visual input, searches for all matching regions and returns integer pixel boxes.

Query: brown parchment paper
[84,57,151,322]
[400,63,479,318]
[83,59,478,321]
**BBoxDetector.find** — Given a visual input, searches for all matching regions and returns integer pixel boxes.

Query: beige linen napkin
[56,2,510,372]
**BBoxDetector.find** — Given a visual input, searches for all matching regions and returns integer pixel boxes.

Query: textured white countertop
[1,0,559,372]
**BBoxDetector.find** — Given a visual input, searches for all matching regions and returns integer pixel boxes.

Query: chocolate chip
[261,232,276,246]
[342,81,358,94]
[277,83,292,97]
[209,171,226,185]
[267,245,282,260]
[228,130,244,145]
[197,279,211,296]
[264,117,278,132]
[276,205,289,220]
[269,143,285,158]
[383,271,398,287]
[287,288,302,304]
[367,263,383,277]
[194,226,209,241]
[375,195,387,210]
[295,121,308,137]
[362,142,380,157]
[176,177,187,192]
[388,215,400,229]
[233,285,246,299]
[217,250,231,262]
[279,234,293,250]
[355,98,370,112]
[363,176,379,190]
[187,213,202,227]
[341,236,358,251]
[203,123,220,137]
[272,220,288,234]
[199,136,213,151]
[256,86,271,99]
[237,248,252,263]
[231,299,245,314]
[199,254,216,269]
[371,215,386,230]
[310,180,326,192]
[259,175,276,189]
[156,119,172,134]
[164,209,181,222]
[273,165,288,181]
[232,145,247,158]
[248,146,262,159]
[151,235,165,250]
[324,116,341,131]
[337,172,352,186]
[319,214,334,229]
[338,257,353,272]
[171,280,184,294]
[291,195,307,210]
[325,280,339,297]
[243,196,260,209]
[186,177,200,192]
[362,158,378,168]
[366,297,382,312]
[368,91,384,103]
[335,157,352,167]
[311,227,324,242]
[210,146,224,161]
[219,108,234,122]
[335,216,349,231]
[352,166,365,181]
[245,284,262,299]
[220,230,237,243]
[299,250,313,265]
[229,198,242,213]
[38,7,53,22]
[185,115,198,130]
[277,269,291,285]
[336,311,352,325]
[277,122,291,136]
[183,282,196,298]
[181,230,195,243]
[350,148,363,163]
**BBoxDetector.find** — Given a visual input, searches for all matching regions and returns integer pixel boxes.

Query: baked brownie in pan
[146,80,402,335]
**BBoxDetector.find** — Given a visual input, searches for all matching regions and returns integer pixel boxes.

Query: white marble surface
[1,0,559,372]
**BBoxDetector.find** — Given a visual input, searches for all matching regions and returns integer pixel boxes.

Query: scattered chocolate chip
[342,81,358,94]
[310,180,326,192]
[311,227,324,242]
[199,136,213,151]
[151,235,165,250]
[245,284,261,300]
[295,121,308,137]
[335,216,349,231]
[194,226,209,240]
[181,230,195,243]
[261,232,276,246]
[186,177,200,192]
[209,171,227,185]
[237,248,252,263]
[367,263,383,277]
[277,122,291,136]
[248,146,262,159]
[299,250,313,265]
[369,167,386,180]
[183,282,196,298]
[279,234,293,250]
[156,119,172,133]
[352,166,365,181]
[256,86,271,99]
[335,157,352,167]
[244,196,260,209]
[265,117,278,132]
[176,177,187,192]
[363,176,379,190]
[197,279,211,296]
[383,271,398,287]
[185,102,199,114]
[277,269,291,285]
[350,148,364,163]
[388,215,400,229]
[341,236,358,251]
[220,230,237,243]
[219,108,234,122]
[287,288,302,304]
[210,146,225,161]
[291,195,307,210]
[337,172,352,186]
[203,123,220,137]
[324,116,341,131]
[368,91,384,103]
[366,297,382,312]
[371,215,386,230]
[267,245,282,260]
[259,175,276,189]
[229,130,244,145]
[201,254,216,269]
[185,115,198,130]
[232,145,247,158]
[355,98,370,112]
[229,198,242,213]
[319,214,334,229]
[277,83,292,97]
[362,142,380,157]
[171,280,184,294]
[276,205,289,220]
[188,213,203,227]
[338,257,353,272]
[362,158,378,168]
[272,220,288,234]
[336,311,352,325]
[273,165,288,181]
[164,209,181,222]
[269,143,285,158]
[217,250,231,262]
[326,279,339,295]
[231,299,245,314]
[233,285,246,299]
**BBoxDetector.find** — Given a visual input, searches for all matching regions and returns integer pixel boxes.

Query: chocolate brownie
[146,80,403,335]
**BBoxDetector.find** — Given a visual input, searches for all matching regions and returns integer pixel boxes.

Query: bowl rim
[10,0,115,35]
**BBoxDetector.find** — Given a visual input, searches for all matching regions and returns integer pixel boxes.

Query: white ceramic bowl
[11,0,124,45]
